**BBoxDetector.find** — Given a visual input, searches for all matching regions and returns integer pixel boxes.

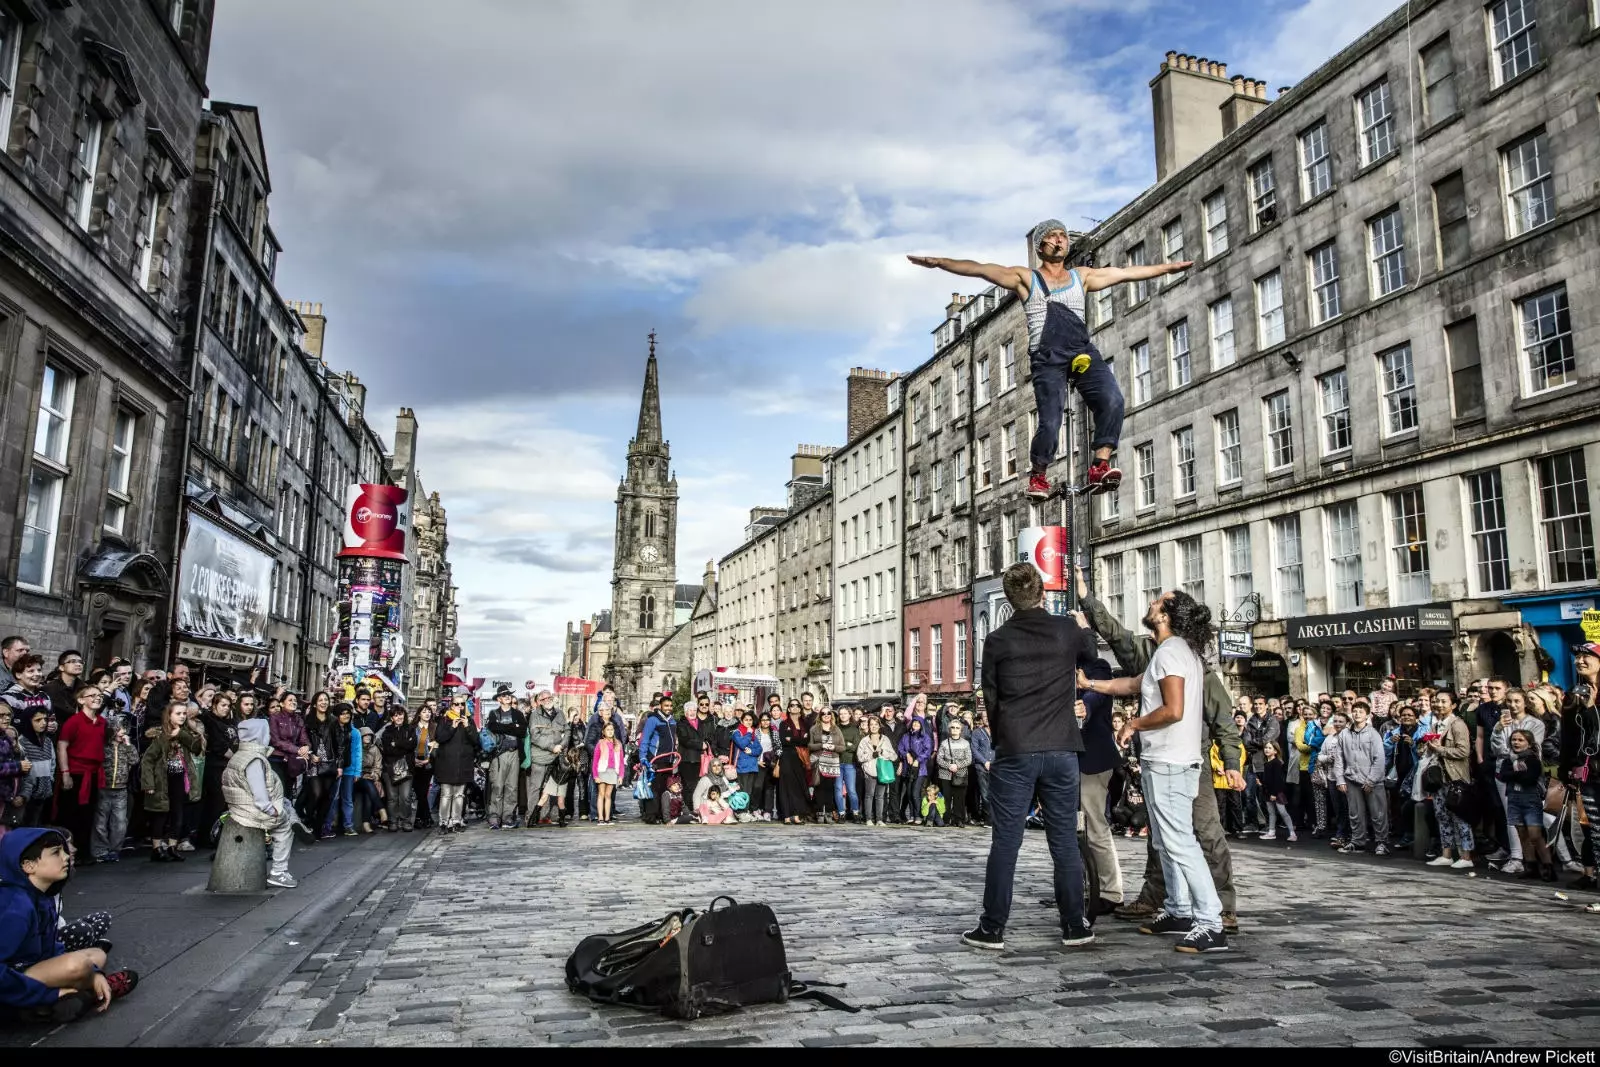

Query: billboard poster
[176,512,272,648]
[1018,527,1069,592]
[338,484,410,561]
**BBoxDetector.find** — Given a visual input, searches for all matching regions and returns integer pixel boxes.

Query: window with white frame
[1101,483,1121,522]
[104,409,135,534]
[21,365,77,591]
[1132,340,1152,404]
[1136,442,1156,509]
[1357,80,1395,166]
[1502,129,1554,237]
[909,628,921,676]
[1368,206,1407,296]
[1419,35,1459,125]
[977,436,992,488]
[169,0,186,32]
[1299,121,1332,201]
[1379,344,1418,436]
[1209,296,1235,367]
[1308,240,1341,324]
[1173,426,1196,497]
[0,12,20,144]
[1536,450,1597,585]
[1248,158,1278,231]
[953,361,966,412]
[1489,0,1540,87]
[1001,423,1018,478]
[136,190,164,292]
[930,378,944,427]
[975,356,990,405]
[1128,243,1149,304]
[1465,469,1511,593]
[1255,270,1285,347]
[930,460,943,517]
[1001,511,1015,560]
[1318,368,1351,454]
[1095,287,1114,327]
[909,471,922,524]
[70,104,106,230]
[954,621,968,682]
[1000,340,1016,391]
[1215,409,1242,485]
[1326,501,1365,610]
[1388,488,1431,604]
[1518,284,1573,394]
[1168,319,1191,387]
[1103,553,1125,622]
[955,447,968,504]
[931,625,943,684]
[1225,525,1253,605]
[1179,536,1205,603]
[978,521,992,575]
[1139,546,1162,605]
[1272,514,1306,616]
[1162,218,1185,277]
[1264,390,1294,471]
[1203,190,1229,257]
[910,392,925,444]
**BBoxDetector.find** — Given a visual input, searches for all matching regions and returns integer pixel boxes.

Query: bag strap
[789,980,860,1014]
[706,895,737,912]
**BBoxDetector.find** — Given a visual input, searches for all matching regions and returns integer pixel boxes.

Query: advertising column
[335,484,411,698]
[1018,526,1070,616]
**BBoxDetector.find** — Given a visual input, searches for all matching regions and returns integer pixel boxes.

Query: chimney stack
[1221,75,1271,135]
[1153,50,1277,181]
[845,367,896,444]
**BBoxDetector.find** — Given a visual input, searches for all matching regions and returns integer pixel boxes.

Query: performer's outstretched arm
[1080,261,1193,291]
[906,256,1030,296]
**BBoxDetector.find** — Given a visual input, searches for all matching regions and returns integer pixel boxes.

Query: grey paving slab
[231,823,1600,1046]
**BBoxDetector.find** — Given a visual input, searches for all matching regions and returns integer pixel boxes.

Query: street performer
[908,221,1190,500]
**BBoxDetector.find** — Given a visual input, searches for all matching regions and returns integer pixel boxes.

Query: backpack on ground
[564,896,856,1020]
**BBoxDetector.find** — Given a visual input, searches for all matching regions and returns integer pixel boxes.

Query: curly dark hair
[1161,589,1214,659]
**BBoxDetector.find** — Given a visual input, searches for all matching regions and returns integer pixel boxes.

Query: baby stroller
[463,763,489,824]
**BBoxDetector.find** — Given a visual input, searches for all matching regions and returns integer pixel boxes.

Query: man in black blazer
[962,562,1098,952]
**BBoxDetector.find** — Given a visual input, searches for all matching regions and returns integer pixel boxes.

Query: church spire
[634,330,662,446]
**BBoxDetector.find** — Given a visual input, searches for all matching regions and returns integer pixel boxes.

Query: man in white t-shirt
[1079,588,1227,953]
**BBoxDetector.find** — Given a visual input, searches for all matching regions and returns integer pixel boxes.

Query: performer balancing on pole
[908,220,1191,500]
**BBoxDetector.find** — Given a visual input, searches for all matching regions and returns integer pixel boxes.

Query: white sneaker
[1498,859,1525,875]
[1451,859,1475,870]
[1427,856,1455,867]
[267,871,299,889]
[176,840,196,853]
[1564,860,1584,873]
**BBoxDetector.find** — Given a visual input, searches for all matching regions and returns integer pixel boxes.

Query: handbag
[633,772,655,801]
[876,757,896,784]
[1442,778,1476,820]
[1545,780,1569,817]
[477,725,497,753]
[388,757,412,783]
[817,751,841,779]
[727,790,749,811]
[1419,762,1445,794]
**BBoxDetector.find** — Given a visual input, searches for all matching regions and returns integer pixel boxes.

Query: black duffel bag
[565,896,855,1019]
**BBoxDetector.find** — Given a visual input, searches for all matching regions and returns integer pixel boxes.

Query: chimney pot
[1255,81,1268,99]
[1278,85,1291,97]
[1217,62,1227,76]
[1231,75,1245,90]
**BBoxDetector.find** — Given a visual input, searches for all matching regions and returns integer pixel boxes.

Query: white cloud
[1240,0,1405,84]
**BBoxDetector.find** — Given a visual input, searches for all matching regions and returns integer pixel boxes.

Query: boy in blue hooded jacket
[0,826,137,1019]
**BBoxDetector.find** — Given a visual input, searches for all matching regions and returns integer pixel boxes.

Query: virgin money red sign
[554,676,600,696]
[337,484,410,561]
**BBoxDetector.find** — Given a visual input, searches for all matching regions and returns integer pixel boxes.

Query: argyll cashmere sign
[1285,604,1454,648]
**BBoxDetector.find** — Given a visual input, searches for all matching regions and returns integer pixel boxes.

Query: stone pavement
[231,824,1600,1047]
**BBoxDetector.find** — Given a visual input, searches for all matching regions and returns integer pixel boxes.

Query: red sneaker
[104,970,139,1000]
[1026,473,1051,500]
[1087,460,1122,494]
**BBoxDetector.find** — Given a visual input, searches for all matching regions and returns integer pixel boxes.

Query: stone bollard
[208,823,268,893]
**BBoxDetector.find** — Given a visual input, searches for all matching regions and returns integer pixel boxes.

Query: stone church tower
[608,333,681,711]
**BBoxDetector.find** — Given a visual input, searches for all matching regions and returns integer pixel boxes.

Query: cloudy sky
[209,0,1398,686]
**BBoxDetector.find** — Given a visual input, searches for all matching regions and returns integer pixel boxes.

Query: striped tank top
[1023,268,1087,355]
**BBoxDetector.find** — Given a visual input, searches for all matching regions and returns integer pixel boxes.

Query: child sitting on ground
[664,776,691,825]
[1114,785,1148,837]
[920,782,946,827]
[696,786,734,825]
[0,827,138,1023]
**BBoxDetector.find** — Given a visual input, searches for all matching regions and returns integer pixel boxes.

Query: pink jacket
[591,737,625,778]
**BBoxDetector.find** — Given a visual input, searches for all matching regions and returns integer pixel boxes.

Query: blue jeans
[1142,759,1223,933]
[980,751,1086,934]
[325,775,355,832]
[835,764,860,816]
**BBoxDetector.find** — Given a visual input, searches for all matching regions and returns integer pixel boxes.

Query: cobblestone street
[229,825,1600,1047]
